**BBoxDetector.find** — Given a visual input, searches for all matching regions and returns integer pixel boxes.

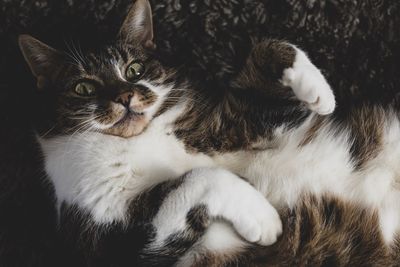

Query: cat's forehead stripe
[79,47,123,76]
[116,45,129,62]
[114,63,126,81]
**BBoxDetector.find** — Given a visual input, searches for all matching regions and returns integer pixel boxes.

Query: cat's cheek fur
[281,45,336,115]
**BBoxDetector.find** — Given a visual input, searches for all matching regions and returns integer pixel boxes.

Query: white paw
[193,168,282,246]
[229,192,282,246]
[281,49,336,115]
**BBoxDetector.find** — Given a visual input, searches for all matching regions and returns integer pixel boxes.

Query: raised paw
[281,48,336,115]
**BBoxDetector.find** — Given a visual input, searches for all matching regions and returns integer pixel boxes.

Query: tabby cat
[18,0,400,266]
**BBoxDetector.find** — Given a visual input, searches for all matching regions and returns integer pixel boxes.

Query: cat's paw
[209,170,282,246]
[281,48,336,115]
[230,197,282,246]
[182,168,283,246]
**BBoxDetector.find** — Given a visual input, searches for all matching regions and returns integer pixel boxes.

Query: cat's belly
[215,116,400,212]
[214,140,354,209]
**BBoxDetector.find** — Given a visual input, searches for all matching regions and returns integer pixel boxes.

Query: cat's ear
[119,0,155,49]
[18,34,64,89]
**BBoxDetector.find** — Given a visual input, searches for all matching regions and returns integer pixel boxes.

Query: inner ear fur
[119,0,155,49]
[18,34,64,89]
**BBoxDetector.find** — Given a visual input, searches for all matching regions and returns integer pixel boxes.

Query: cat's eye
[126,62,145,80]
[74,82,96,97]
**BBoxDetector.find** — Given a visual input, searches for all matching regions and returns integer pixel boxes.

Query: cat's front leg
[237,39,336,115]
[147,168,282,251]
[281,44,336,115]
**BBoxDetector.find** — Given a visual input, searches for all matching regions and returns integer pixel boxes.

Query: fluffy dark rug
[0,0,399,266]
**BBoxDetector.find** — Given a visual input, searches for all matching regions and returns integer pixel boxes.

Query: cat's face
[19,0,172,138]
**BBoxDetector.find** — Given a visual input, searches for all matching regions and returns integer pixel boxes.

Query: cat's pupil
[126,62,144,80]
[75,82,96,96]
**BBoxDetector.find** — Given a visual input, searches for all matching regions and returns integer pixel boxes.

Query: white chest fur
[39,107,214,223]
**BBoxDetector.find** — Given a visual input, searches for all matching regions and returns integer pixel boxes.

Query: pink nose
[115,92,134,106]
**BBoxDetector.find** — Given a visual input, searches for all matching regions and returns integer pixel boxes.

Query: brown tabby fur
[190,195,400,267]
[173,40,308,154]
[345,106,386,169]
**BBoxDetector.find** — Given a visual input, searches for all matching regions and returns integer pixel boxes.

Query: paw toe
[258,211,283,246]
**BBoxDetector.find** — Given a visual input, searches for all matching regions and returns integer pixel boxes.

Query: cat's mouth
[114,110,145,126]
[102,109,149,138]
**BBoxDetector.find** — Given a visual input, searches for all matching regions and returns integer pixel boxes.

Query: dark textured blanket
[0,0,399,266]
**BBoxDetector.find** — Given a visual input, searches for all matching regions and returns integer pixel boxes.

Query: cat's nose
[115,92,134,107]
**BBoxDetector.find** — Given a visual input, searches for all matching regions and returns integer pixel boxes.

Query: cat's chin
[102,114,150,138]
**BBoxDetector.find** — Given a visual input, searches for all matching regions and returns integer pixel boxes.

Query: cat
[18,0,400,266]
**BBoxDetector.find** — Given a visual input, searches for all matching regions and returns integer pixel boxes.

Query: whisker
[67,113,105,134]
[40,125,57,138]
